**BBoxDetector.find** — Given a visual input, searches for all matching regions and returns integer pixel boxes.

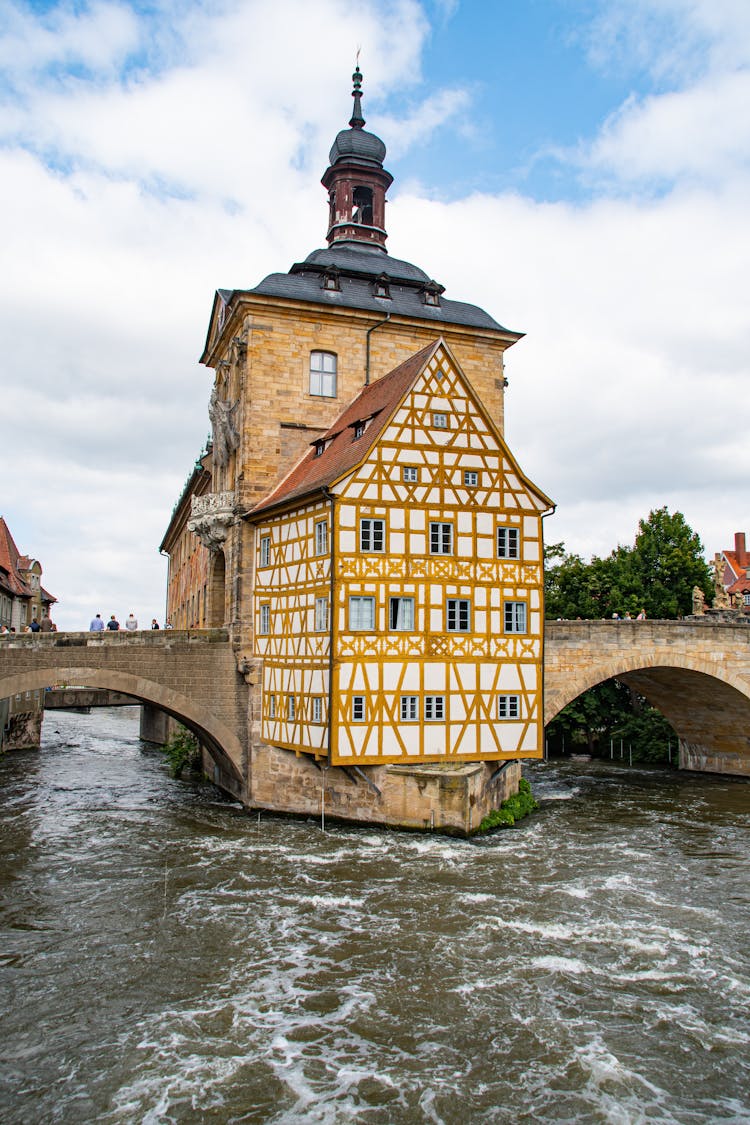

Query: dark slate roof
[248,244,510,332]
[247,341,440,517]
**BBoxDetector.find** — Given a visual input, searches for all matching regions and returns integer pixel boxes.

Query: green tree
[629,507,712,618]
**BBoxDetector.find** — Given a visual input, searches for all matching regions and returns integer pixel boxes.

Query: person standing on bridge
[40,613,54,632]
[125,613,138,631]
[106,615,120,631]
[151,619,159,629]
[89,614,104,632]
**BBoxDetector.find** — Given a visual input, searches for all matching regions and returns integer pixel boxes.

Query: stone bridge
[2,619,750,802]
[545,618,750,777]
[0,630,248,796]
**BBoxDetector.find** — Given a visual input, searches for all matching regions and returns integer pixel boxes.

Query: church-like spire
[349,64,365,129]
[322,65,393,250]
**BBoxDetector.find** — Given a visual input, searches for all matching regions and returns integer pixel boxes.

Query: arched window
[310,351,337,397]
[352,186,373,225]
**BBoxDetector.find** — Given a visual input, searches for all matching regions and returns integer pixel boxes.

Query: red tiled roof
[0,517,31,597]
[248,341,441,517]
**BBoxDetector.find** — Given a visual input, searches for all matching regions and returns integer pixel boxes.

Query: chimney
[735,532,747,568]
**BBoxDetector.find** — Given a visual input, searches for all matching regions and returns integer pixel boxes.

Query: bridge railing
[0,629,230,649]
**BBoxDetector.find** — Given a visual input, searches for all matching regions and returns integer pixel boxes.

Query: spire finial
[350,54,365,130]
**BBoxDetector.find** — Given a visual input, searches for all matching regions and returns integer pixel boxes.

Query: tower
[161,69,552,830]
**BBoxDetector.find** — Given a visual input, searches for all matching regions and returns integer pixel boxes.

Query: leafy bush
[163,725,200,778]
[478,777,538,832]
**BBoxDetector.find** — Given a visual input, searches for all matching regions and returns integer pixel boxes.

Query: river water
[1,707,749,1124]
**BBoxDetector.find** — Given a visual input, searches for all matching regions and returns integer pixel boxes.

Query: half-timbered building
[248,338,552,766]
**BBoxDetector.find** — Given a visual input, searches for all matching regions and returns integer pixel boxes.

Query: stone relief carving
[209,387,240,469]
[188,491,237,552]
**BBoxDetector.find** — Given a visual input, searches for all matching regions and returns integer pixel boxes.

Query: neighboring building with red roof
[721,532,750,610]
[0,517,57,632]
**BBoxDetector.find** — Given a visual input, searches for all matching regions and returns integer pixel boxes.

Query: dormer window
[373,273,391,299]
[314,441,325,458]
[422,280,442,307]
[322,267,340,292]
[353,421,366,440]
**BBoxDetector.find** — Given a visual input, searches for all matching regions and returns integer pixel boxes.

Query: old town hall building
[162,70,552,826]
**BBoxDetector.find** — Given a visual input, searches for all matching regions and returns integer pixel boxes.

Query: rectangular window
[424,695,445,721]
[463,470,478,487]
[314,596,329,632]
[498,695,521,720]
[352,696,366,722]
[430,522,453,555]
[314,520,328,555]
[309,351,337,397]
[259,604,270,634]
[504,601,527,633]
[432,412,448,429]
[360,518,385,552]
[400,695,418,721]
[402,466,418,483]
[260,535,271,567]
[497,527,520,559]
[312,697,323,724]
[268,694,276,719]
[446,599,471,632]
[349,596,375,630]
[287,696,295,721]
[389,596,415,631]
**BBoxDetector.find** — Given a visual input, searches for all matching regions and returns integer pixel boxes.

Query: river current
[1,706,749,1124]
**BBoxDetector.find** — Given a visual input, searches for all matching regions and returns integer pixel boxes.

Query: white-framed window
[314,520,328,556]
[349,596,375,630]
[314,596,329,632]
[360,518,385,552]
[353,421,366,439]
[268,694,276,719]
[403,466,418,483]
[312,697,323,724]
[424,695,444,721]
[504,601,527,633]
[497,527,520,559]
[744,592,750,606]
[389,596,414,631]
[432,412,448,429]
[259,604,270,634]
[463,470,478,487]
[260,535,271,567]
[446,599,471,632]
[352,696,366,722]
[310,351,337,397]
[430,522,453,555]
[287,696,295,721]
[498,695,521,720]
[400,695,418,721]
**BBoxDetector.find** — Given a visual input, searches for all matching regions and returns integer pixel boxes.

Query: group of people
[611,610,647,620]
[89,614,171,632]
[0,613,57,634]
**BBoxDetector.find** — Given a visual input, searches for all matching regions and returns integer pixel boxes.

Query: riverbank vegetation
[163,725,201,778]
[478,778,538,832]
[545,508,712,764]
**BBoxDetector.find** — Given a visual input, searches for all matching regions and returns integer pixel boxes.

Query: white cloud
[3,0,749,631]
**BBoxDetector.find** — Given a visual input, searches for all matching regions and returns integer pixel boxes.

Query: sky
[2,0,749,630]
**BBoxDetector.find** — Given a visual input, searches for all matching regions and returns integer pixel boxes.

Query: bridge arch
[544,620,750,776]
[0,665,244,788]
